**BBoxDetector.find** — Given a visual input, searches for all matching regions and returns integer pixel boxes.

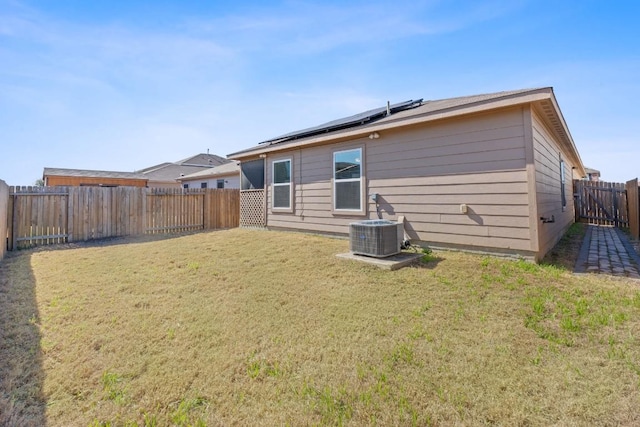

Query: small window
[272,159,291,209]
[200,182,207,189]
[333,148,362,211]
[560,159,566,210]
[217,179,225,189]
[183,183,189,189]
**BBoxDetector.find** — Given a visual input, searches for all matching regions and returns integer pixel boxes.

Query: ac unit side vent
[349,220,402,258]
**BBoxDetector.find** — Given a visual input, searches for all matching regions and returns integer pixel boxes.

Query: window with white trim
[217,179,225,189]
[272,159,291,209]
[333,148,362,211]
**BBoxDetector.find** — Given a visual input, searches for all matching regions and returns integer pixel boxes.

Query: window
[272,159,291,209]
[200,182,207,189]
[333,148,362,211]
[183,183,189,189]
[217,179,225,189]
[241,159,265,190]
[560,159,566,210]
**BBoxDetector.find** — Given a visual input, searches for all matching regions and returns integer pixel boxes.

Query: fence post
[7,189,14,251]
[11,190,18,250]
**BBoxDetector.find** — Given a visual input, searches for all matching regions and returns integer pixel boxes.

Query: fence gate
[574,180,628,227]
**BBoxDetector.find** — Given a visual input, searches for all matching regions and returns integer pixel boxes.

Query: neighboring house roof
[175,153,228,167]
[178,161,240,181]
[139,164,214,182]
[136,162,174,174]
[228,87,585,177]
[585,167,600,175]
[136,153,231,183]
[43,167,147,180]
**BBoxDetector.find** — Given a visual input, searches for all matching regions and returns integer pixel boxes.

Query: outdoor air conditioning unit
[349,220,403,258]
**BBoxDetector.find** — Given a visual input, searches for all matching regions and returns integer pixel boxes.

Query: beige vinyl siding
[266,107,533,253]
[532,109,575,256]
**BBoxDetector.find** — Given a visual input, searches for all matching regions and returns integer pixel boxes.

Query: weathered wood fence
[574,180,629,227]
[0,180,8,261]
[626,178,640,240]
[5,186,239,250]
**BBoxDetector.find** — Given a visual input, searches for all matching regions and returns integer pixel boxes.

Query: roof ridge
[423,87,548,104]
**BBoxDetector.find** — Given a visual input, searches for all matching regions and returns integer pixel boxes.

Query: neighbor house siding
[182,175,240,190]
[266,107,533,253]
[532,109,576,257]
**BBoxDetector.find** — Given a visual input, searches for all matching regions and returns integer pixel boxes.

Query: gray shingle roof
[136,153,232,182]
[140,164,215,182]
[175,153,229,167]
[179,161,240,181]
[43,167,147,180]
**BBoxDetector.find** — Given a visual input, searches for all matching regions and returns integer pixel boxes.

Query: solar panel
[259,99,423,145]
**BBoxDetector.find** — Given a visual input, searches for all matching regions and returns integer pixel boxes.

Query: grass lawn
[1,226,639,426]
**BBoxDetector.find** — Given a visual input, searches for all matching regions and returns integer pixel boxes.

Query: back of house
[229,88,585,261]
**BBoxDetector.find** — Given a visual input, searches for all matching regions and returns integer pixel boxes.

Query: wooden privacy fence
[626,178,640,239]
[6,186,239,250]
[0,180,8,261]
[574,180,628,227]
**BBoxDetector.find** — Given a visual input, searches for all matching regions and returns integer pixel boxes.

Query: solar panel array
[259,99,423,145]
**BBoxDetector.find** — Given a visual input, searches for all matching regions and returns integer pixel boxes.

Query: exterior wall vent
[349,220,403,257]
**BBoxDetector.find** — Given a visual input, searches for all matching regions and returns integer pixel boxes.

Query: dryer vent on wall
[349,220,403,258]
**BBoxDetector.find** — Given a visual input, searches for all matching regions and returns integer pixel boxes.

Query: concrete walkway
[575,225,640,278]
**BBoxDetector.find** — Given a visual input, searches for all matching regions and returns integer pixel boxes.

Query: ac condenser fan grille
[349,220,402,258]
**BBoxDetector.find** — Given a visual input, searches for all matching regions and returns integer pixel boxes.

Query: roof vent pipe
[386,101,391,116]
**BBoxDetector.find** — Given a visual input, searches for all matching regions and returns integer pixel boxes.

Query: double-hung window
[333,148,362,212]
[272,159,292,210]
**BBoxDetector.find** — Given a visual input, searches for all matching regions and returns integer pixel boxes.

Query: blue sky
[1,0,638,185]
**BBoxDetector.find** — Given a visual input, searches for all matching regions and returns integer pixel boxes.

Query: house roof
[139,164,215,182]
[585,167,600,175]
[136,162,174,174]
[178,161,240,181]
[136,153,231,182]
[43,167,147,180]
[175,153,228,167]
[228,87,585,177]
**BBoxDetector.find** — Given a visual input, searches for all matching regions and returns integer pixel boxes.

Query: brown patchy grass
[1,228,639,426]
[541,222,587,270]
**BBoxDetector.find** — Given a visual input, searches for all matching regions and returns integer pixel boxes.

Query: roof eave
[548,92,586,177]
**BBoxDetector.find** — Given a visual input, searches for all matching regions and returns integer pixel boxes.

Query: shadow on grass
[540,222,587,272]
[0,253,47,426]
[14,228,229,254]
[410,256,444,269]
